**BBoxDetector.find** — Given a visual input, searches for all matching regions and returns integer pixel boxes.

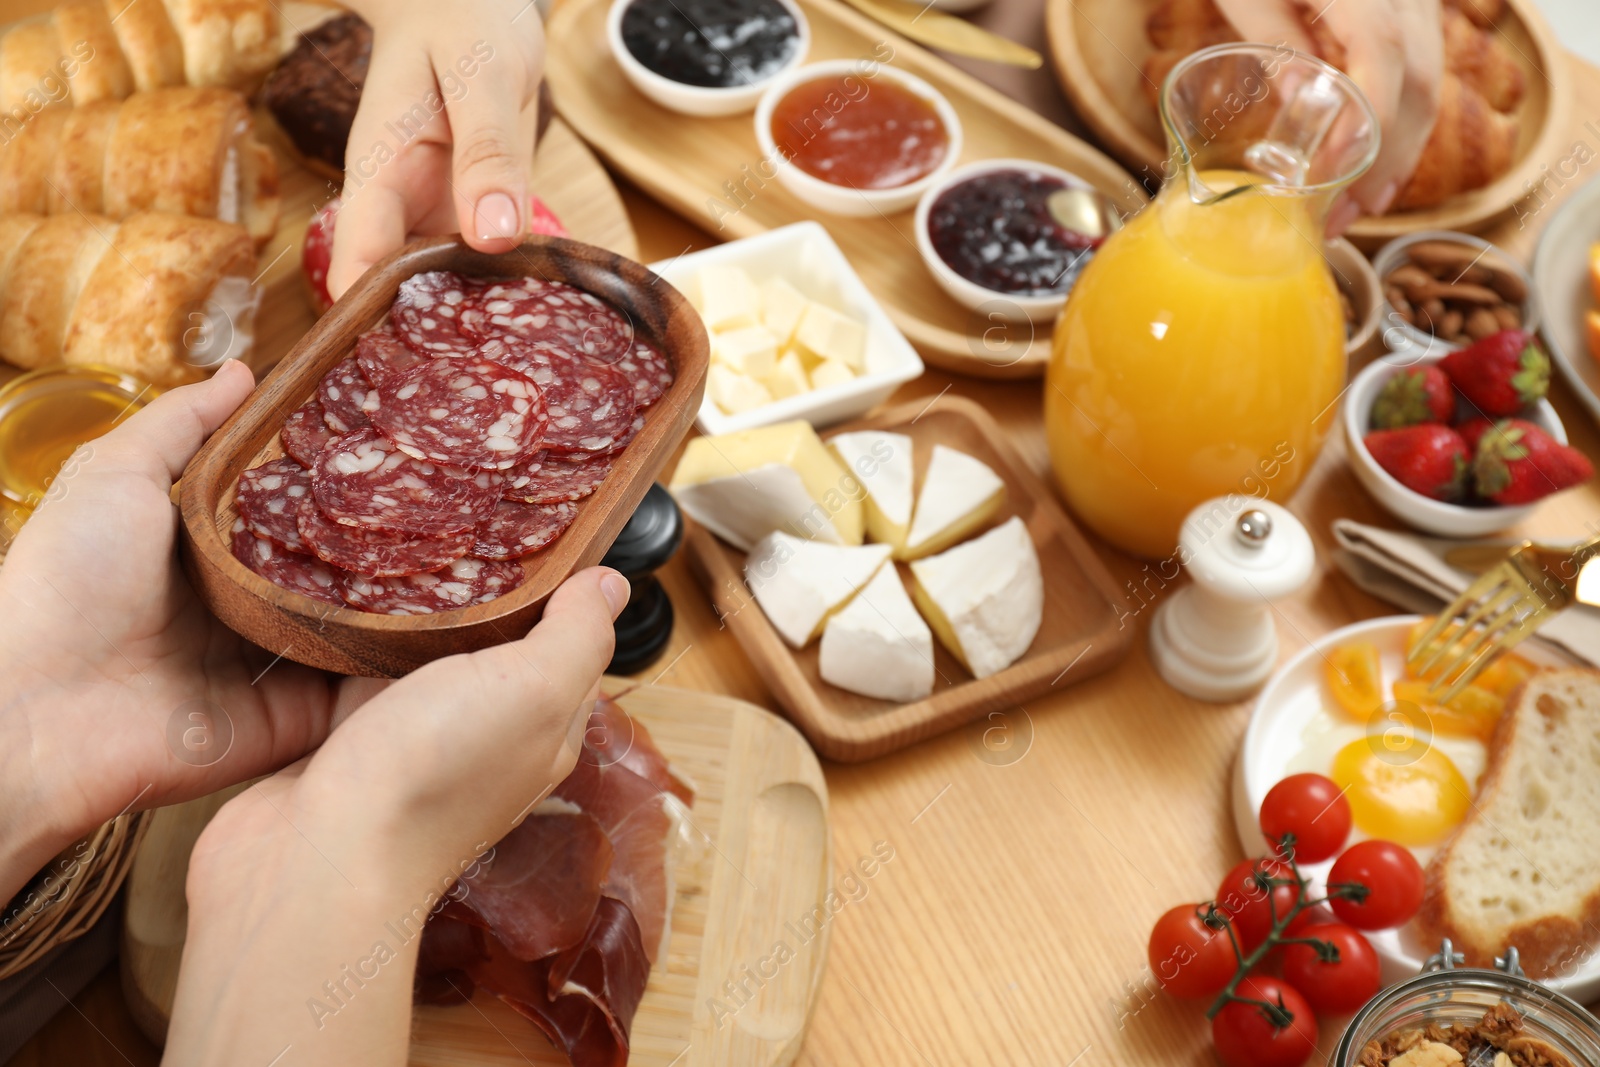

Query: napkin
[1330,519,1600,668]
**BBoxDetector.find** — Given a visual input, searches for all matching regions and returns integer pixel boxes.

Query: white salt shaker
[1149,498,1315,702]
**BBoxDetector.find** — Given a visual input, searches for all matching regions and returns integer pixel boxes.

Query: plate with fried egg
[1231,616,1598,999]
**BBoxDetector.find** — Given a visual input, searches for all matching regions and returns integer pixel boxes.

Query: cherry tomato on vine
[1215,858,1299,952]
[1280,922,1380,1013]
[1147,903,1237,999]
[1260,773,1351,863]
[1328,840,1425,930]
[1212,976,1319,1067]
[1283,903,1336,938]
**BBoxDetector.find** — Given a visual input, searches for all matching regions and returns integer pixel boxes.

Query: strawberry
[1363,425,1471,502]
[1370,365,1454,428]
[1439,330,1550,416]
[302,197,339,317]
[1473,419,1594,505]
[527,194,569,238]
[1456,416,1494,454]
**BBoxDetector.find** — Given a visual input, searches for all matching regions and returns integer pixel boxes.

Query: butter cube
[708,364,773,414]
[761,277,809,346]
[699,264,761,332]
[795,302,866,370]
[809,358,855,390]
[764,350,811,400]
[712,325,778,379]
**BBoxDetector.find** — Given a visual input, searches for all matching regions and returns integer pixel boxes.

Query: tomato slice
[1326,642,1383,722]
[1391,679,1504,742]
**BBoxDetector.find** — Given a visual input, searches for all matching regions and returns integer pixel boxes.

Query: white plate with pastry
[1232,616,1599,1000]
[1532,170,1600,427]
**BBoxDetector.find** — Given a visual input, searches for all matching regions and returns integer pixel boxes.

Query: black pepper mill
[600,483,682,675]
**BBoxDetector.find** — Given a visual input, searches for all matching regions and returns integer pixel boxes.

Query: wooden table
[13,43,1600,1067]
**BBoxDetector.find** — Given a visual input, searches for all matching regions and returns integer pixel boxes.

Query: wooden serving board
[121,683,832,1067]
[682,394,1133,762]
[1044,0,1573,244]
[544,0,1148,381]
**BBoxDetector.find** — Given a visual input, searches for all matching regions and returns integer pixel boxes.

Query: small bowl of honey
[0,364,158,513]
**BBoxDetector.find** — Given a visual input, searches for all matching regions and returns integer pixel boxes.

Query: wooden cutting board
[120,683,832,1067]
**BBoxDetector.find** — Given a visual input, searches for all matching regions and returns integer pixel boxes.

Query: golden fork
[1409,532,1600,701]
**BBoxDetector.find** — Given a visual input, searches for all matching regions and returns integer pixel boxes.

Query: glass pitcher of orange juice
[1046,44,1379,558]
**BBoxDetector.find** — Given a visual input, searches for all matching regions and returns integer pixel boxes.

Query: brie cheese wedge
[828,430,913,553]
[909,517,1042,679]
[903,445,1005,560]
[746,533,892,648]
[669,421,864,550]
[819,563,934,702]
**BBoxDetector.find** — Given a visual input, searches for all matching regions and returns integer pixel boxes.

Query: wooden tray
[683,395,1132,761]
[1044,0,1573,244]
[120,683,833,1067]
[178,235,709,678]
[544,0,1148,381]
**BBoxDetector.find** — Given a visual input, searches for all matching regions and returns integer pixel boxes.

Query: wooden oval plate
[178,236,709,678]
[545,0,1149,380]
[1044,0,1573,243]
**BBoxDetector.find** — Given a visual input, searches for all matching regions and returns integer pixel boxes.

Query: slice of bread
[1418,668,1600,978]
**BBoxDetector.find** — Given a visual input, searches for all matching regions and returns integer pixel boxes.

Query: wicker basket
[0,813,150,981]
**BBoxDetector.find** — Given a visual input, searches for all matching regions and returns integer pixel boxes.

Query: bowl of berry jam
[915,158,1116,323]
[609,0,809,116]
[755,59,962,217]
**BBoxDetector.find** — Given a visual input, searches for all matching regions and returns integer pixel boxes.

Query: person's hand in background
[327,0,546,299]
[164,566,626,1067]
[1214,0,1444,232]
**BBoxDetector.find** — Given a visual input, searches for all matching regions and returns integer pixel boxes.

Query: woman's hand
[0,361,384,902]
[165,569,626,1066]
[327,0,546,299]
[1214,0,1444,231]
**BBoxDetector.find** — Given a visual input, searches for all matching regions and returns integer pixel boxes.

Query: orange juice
[1046,171,1345,558]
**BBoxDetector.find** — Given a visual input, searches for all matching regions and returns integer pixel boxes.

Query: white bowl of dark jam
[915,158,1111,324]
[609,0,810,117]
[755,59,963,218]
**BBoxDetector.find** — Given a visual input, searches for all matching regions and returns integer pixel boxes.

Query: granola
[1358,1004,1577,1067]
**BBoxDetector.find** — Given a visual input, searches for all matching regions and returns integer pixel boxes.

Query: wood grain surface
[11,29,1600,1067]
[687,395,1132,761]
[545,0,1149,380]
[1044,0,1574,246]
[118,685,832,1067]
[179,234,709,677]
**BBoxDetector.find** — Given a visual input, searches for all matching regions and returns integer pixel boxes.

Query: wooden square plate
[683,395,1132,761]
[178,235,708,678]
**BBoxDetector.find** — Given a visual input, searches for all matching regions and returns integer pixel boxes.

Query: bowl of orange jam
[754,59,961,217]
[0,364,157,516]
[1232,615,1577,990]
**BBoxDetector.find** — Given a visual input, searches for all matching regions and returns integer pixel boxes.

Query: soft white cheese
[909,516,1042,679]
[903,444,1005,560]
[745,533,891,648]
[828,430,913,552]
[819,563,934,702]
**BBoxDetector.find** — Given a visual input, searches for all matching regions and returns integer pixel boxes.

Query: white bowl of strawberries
[1344,329,1594,537]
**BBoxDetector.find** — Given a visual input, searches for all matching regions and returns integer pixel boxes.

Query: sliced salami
[532,359,638,453]
[230,520,346,606]
[391,270,483,355]
[310,428,502,536]
[471,499,578,560]
[298,498,474,577]
[462,277,636,364]
[354,324,428,387]
[365,357,548,470]
[471,557,527,604]
[609,338,674,408]
[503,450,613,504]
[282,399,337,467]
[318,357,374,434]
[343,556,488,615]
[236,458,313,552]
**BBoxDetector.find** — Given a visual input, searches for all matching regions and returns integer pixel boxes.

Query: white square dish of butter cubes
[649,221,924,435]
[669,395,1132,762]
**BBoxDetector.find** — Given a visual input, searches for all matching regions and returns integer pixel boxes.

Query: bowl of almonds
[1373,231,1538,356]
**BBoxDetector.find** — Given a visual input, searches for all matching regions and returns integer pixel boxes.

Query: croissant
[0,0,275,117]
[1392,73,1518,211]
[0,86,279,245]
[1442,6,1524,113]
[1141,0,1237,106]
[1443,0,1504,30]
[0,211,258,386]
